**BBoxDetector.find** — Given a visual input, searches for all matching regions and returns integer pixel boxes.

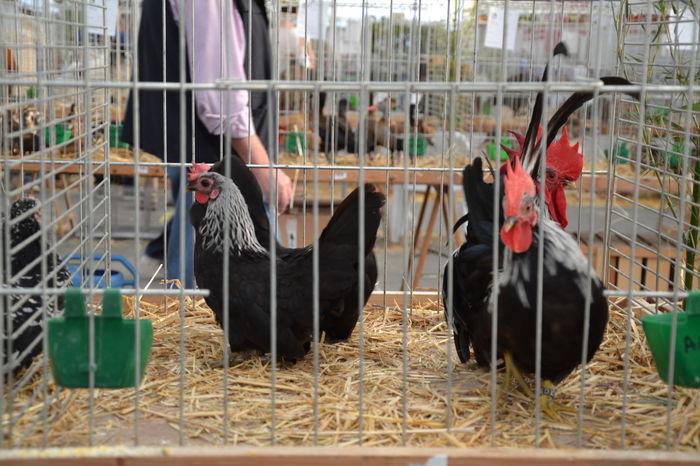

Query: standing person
[277,19,315,79]
[122,0,293,289]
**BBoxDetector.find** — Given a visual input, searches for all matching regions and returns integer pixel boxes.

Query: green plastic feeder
[604,142,630,164]
[45,124,72,145]
[660,141,681,169]
[486,137,511,162]
[109,124,129,148]
[284,131,306,154]
[407,134,427,157]
[48,288,153,389]
[642,291,700,388]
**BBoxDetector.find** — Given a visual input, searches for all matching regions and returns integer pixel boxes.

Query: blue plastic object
[64,255,136,288]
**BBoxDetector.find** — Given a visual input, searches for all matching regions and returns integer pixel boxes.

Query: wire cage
[0,0,699,462]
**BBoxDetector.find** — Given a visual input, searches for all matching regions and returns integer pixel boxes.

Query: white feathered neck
[198,174,267,256]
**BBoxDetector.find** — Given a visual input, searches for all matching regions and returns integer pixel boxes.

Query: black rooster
[443,44,639,418]
[497,155,608,418]
[2,198,70,374]
[445,42,573,366]
[444,43,638,366]
[187,164,385,361]
[446,155,609,419]
[200,154,379,342]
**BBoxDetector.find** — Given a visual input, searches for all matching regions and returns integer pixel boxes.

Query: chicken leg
[540,379,576,420]
[503,351,533,397]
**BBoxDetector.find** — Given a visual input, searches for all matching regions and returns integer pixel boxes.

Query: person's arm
[232,135,292,214]
[169,0,292,212]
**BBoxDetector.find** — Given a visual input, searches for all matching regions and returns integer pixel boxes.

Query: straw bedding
[5,292,699,451]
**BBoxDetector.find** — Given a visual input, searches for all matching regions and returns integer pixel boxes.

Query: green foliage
[615,0,700,290]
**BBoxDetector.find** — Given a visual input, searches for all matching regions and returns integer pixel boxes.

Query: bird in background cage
[2,197,70,375]
[317,97,358,160]
[202,154,380,342]
[365,97,406,161]
[443,42,639,419]
[187,162,385,362]
[4,106,42,156]
[318,96,406,163]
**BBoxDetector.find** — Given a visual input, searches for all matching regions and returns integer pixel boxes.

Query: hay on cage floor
[5,291,699,451]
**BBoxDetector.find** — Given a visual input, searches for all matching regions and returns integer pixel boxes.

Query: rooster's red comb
[503,155,535,205]
[547,127,582,180]
[188,162,210,182]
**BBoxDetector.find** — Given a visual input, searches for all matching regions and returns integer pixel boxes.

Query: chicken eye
[546,170,556,180]
[201,179,210,188]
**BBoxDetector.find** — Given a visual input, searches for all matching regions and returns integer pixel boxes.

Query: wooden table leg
[412,184,431,251]
[411,188,441,290]
[60,174,76,236]
[403,185,432,291]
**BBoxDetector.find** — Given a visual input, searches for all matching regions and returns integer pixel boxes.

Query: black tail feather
[319,184,386,253]
[544,76,640,148]
[520,41,569,173]
[452,213,469,234]
[462,158,502,243]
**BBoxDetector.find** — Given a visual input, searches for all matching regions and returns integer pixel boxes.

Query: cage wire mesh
[0,0,699,455]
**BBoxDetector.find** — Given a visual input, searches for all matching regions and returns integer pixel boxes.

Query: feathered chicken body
[3,198,70,374]
[491,156,609,417]
[445,158,503,366]
[497,156,608,381]
[447,154,608,417]
[188,165,384,361]
[444,42,637,365]
[192,155,379,342]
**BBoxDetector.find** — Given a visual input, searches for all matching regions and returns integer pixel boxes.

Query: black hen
[199,154,379,342]
[188,166,385,361]
[2,198,70,374]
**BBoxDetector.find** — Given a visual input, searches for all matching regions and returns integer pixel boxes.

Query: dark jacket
[122,0,276,163]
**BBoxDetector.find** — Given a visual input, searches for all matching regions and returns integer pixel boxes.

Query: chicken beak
[503,216,518,233]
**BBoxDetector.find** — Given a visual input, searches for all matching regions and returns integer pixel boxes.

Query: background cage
[0,0,699,462]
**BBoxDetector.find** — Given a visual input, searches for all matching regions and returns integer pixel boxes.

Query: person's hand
[274,169,293,214]
[254,168,293,214]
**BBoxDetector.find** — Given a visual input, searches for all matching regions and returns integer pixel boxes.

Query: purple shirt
[168,0,254,138]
